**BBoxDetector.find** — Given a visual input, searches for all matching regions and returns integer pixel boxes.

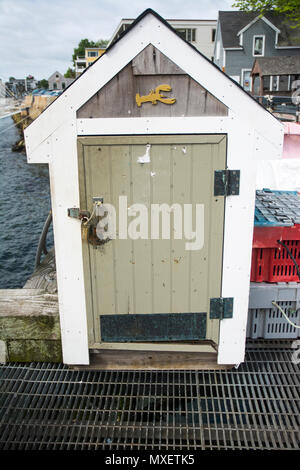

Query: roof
[219,10,300,48]
[48,71,63,80]
[25,8,283,160]
[252,55,300,75]
[120,18,216,22]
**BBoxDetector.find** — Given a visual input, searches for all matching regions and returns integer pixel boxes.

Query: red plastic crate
[251,225,300,283]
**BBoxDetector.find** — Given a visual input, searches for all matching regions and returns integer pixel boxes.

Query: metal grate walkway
[0,342,299,450]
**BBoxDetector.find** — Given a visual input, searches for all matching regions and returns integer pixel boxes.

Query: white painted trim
[48,118,89,365]
[216,40,220,60]
[224,47,243,50]
[77,115,282,160]
[275,45,300,49]
[77,117,230,137]
[239,33,243,46]
[229,75,240,84]
[252,34,265,57]
[25,11,282,157]
[270,75,279,92]
[24,11,284,365]
[237,15,280,36]
[223,49,226,68]
[213,18,221,61]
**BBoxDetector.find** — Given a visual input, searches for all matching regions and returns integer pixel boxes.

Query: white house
[108,16,217,60]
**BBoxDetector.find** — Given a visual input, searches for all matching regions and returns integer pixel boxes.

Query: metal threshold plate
[100,312,207,342]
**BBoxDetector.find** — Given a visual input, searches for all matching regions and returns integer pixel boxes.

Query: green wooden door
[78,135,226,349]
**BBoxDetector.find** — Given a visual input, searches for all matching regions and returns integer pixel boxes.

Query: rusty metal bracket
[67,208,90,221]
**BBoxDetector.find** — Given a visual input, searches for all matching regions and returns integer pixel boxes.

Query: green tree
[233,0,300,26]
[64,67,75,78]
[72,38,109,65]
[37,79,48,89]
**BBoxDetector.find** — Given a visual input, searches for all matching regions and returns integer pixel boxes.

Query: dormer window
[253,35,265,56]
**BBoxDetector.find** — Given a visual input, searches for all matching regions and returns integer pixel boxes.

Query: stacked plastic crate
[247,189,300,339]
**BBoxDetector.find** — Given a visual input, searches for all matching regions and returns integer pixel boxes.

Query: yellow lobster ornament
[136,84,176,107]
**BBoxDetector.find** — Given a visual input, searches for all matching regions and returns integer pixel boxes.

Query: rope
[83,200,102,225]
[272,301,300,329]
[0,114,28,135]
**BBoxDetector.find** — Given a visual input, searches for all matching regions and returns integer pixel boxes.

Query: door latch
[67,207,90,222]
[67,197,104,223]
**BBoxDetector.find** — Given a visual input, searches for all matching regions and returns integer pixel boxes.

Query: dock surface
[0,340,299,450]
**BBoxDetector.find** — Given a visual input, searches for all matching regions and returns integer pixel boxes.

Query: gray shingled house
[214,11,300,92]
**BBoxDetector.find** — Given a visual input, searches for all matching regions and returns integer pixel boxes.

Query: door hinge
[214,170,240,196]
[67,208,90,221]
[210,297,234,319]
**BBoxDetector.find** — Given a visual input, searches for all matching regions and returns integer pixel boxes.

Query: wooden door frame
[78,134,226,354]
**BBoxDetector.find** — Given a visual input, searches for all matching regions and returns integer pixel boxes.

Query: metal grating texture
[0,342,299,450]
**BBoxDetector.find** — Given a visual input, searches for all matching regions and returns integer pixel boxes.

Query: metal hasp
[214,170,240,196]
[210,298,234,319]
[67,208,90,220]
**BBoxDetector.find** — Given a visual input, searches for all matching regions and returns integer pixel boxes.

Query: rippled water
[0,116,53,288]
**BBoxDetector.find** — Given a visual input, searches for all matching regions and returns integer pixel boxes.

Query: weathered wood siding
[77,45,228,118]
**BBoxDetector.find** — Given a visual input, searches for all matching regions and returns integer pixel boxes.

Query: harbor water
[0,116,53,288]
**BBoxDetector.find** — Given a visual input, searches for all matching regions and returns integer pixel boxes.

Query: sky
[0,0,236,82]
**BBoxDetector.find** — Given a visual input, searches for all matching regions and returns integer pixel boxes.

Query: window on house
[53,83,57,89]
[253,36,265,56]
[279,75,289,92]
[242,70,252,91]
[62,82,65,89]
[263,76,271,92]
[290,74,300,90]
[271,75,279,91]
[175,28,196,42]
[212,28,216,42]
[88,51,98,57]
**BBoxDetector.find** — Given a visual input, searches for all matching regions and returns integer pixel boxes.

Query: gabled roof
[25,8,282,160]
[219,10,300,48]
[252,55,300,76]
[48,71,63,80]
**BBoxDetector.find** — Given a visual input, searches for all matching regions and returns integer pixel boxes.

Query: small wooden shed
[25,9,283,367]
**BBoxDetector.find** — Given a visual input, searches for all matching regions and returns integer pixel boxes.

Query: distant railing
[253,95,300,121]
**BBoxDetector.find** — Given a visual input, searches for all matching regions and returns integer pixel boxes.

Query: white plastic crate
[247,283,300,339]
